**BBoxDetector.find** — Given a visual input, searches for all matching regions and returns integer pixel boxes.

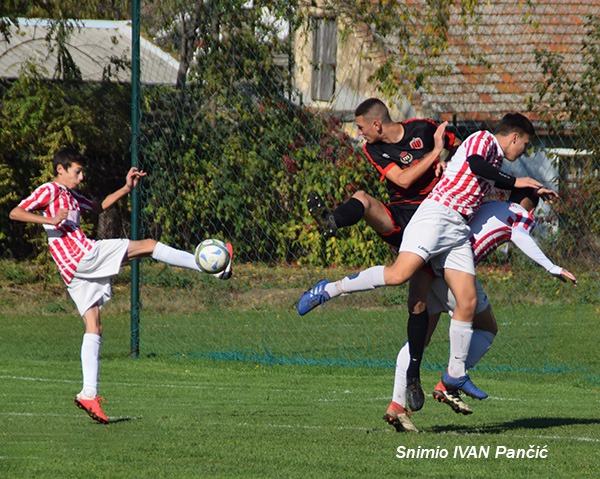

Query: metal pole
[130,0,141,358]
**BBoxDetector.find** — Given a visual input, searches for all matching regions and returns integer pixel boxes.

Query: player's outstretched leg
[307,191,338,238]
[297,280,331,315]
[75,394,109,424]
[432,381,473,415]
[383,401,419,433]
[441,372,488,400]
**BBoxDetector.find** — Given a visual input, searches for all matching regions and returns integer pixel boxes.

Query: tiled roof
[0,18,179,85]
[417,0,599,123]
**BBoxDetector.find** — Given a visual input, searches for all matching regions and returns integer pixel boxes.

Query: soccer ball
[194,239,230,274]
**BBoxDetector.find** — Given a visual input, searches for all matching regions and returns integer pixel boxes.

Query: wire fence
[1,2,598,370]
[131,1,598,368]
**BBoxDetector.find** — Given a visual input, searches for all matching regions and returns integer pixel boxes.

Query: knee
[407,298,427,314]
[384,264,410,286]
[352,190,371,208]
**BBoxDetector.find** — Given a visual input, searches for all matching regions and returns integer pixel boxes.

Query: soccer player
[298,113,548,414]
[307,98,460,412]
[9,147,233,424]
[385,187,577,430]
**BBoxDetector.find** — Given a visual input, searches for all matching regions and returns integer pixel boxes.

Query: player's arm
[467,155,543,190]
[9,206,68,225]
[385,121,449,188]
[92,167,147,213]
[510,227,578,285]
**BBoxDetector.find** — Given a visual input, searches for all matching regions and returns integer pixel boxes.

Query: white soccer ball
[194,239,230,274]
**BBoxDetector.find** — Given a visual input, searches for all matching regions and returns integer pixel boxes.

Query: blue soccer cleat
[297,280,331,315]
[441,372,488,400]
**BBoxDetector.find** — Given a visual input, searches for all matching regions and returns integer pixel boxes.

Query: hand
[514,177,543,190]
[126,167,147,191]
[553,268,578,286]
[433,121,448,153]
[434,161,447,177]
[536,187,559,204]
[50,208,69,225]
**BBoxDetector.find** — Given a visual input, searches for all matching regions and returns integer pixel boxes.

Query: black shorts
[378,203,419,248]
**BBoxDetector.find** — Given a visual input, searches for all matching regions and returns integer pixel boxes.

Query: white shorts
[426,276,490,316]
[399,199,475,275]
[67,239,129,316]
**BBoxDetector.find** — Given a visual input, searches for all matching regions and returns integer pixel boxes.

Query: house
[0,18,179,85]
[292,1,598,128]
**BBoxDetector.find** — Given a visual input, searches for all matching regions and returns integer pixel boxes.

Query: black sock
[406,309,429,380]
[332,198,365,227]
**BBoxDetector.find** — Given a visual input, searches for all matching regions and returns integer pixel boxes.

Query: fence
[1,2,598,372]
[130,1,598,370]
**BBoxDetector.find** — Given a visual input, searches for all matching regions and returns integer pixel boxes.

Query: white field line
[2,374,598,444]
[2,375,598,404]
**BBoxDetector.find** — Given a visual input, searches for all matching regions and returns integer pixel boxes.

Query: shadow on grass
[428,416,600,435]
[107,417,143,425]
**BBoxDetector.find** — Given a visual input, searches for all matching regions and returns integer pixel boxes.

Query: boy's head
[53,147,87,175]
[509,187,540,212]
[494,113,535,161]
[354,98,392,144]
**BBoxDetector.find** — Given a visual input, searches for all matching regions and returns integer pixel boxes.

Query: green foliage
[136,1,392,267]
[140,85,391,266]
[0,74,131,258]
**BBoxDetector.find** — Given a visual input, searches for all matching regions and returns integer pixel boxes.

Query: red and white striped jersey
[469,201,560,274]
[429,130,503,218]
[18,182,95,284]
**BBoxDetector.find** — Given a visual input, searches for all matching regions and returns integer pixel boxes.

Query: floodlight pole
[130,0,141,359]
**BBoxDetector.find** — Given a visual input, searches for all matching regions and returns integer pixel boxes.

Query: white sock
[391,342,410,407]
[324,265,386,298]
[465,330,495,370]
[152,242,200,271]
[80,333,101,398]
[447,319,473,378]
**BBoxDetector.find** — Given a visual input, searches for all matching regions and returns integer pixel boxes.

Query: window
[311,17,337,102]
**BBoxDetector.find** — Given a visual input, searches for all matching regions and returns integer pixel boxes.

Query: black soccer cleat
[406,376,425,411]
[306,191,338,238]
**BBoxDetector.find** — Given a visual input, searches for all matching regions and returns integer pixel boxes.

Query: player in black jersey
[306,98,460,430]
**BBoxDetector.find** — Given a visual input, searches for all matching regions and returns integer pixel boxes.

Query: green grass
[0,261,599,478]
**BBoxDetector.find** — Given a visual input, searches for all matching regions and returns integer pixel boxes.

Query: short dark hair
[53,147,87,175]
[354,98,392,123]
[509,187,540,209]
[494,113,535,138]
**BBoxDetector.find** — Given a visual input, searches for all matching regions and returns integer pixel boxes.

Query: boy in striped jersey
[298,113,555,424]
[386,188,577,426]
[9,147,233,424]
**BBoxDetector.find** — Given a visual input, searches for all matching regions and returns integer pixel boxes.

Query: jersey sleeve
[18,183,53,212]
[510,221,562,274]
[443,130,456,152]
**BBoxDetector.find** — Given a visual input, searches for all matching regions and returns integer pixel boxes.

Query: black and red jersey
[363,118,456,207]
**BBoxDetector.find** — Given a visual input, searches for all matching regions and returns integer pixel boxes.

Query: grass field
[1,262,599,478]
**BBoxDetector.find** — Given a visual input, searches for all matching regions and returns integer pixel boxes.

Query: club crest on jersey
[399,151,413,164]
[410,137,424,149]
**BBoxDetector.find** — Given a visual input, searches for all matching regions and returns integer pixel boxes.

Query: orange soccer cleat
[75,395,109,424]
